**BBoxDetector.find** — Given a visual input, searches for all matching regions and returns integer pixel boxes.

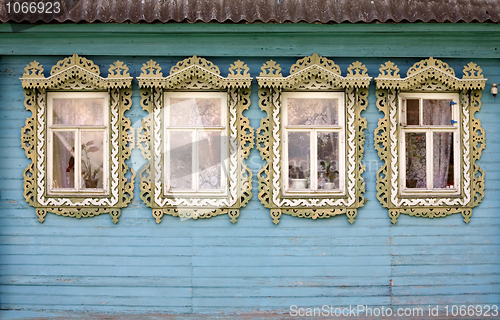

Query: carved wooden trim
[256,53,370,224]
[20,54,135,224]
[137,56,253,224]
[374,57,486,223]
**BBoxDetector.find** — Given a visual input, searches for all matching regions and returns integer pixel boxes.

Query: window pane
[53,98,105,126]
[423,99,452,125]
[288,132,310,190]
[169,131,193,190]
[288,99,338,126]
[406,99,420,125]
[52,131,75,189]
[169,98,222,127]
[433,132,454,189]
[317,132,340,190]
[198,131,222,190]
[405,132,426,189]
[81,131,104,189]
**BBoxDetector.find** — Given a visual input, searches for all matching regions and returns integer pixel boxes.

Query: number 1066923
[5,1,61,14]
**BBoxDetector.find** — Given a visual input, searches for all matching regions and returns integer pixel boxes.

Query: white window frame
[46,92,110,196]
[399,92,460,195]
[163,91,229,196]
[282,92,346,196]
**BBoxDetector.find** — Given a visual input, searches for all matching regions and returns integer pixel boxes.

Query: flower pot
[406,179,417,188]
[291,179,308,190]
[324,182,335,190]
[84,178,99,189]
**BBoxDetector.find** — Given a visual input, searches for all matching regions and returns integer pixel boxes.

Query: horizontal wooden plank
[190,296,391,307]
[0,255,193,267]
[1,285,192,297]
[393,294,500,306]
[192,286,390,298]
[2,30,500,58]
[0,294,193,307]
[392,284,500,296]
[0,243,392,256]
[0,275,392,288]
[392,254,500,266]
[393,275,500,286]
[190,266,392,278]
[391,264,500,276]
[0,265,191,277]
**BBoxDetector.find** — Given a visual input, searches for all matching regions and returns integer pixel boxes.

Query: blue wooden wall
[0,24,499,317]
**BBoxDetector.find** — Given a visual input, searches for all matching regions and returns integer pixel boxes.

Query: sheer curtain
[423,99,453,189]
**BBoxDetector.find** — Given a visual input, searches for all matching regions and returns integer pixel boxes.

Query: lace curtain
[405,99,453,189]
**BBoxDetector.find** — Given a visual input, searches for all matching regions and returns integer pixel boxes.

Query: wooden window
[164,92,228,195]
[47,92,109,195]
[374,58,487,224]
[257,54,371,224]
[20,55,134,224]
[282,92,345,194]
[399,93,460,194]
[137,57,253,224]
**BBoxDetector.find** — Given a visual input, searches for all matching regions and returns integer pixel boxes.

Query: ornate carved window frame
[20,54,135,224]
[137,56,254,224]
[374,57,486,224]
[256,53,371,224]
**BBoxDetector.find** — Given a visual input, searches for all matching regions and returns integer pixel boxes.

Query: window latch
[451,120,457,124]
[450,101,457,105]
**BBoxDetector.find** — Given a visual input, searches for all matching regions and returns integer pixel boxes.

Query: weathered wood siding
[0,24,499,316]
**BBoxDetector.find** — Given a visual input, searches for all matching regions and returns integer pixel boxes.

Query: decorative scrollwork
[108,61,130,78]
[347,61,368,77]
[229,60,250,78]
[20,55,134,224]
[290,53,341,75]
[389,207,472,224]
[152,208,228,223]
[50,53,100,76]
[378,61,400,79]
[257,54,370,224]
[137,58,253,223]
[407,57,455,77]
[170,55,220,75]
[376,57,486,91]
[138,56,251,90]
[374,58,486,223]
[140,60,163,78]
[260,60,282,77]
[463,62,484,79]
[23,61,44,78]
[258,56,371,89]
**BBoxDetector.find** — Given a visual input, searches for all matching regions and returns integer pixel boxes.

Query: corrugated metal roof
[1,0,499,24]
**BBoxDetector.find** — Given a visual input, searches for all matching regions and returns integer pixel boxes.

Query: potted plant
[289,165,308,190]
[81,140,101,188]
[319,160,339,190]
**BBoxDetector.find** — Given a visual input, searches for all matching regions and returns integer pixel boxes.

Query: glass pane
[53,98,105,126]
[405,132,426,189]
[169,131,193,190]
[169,98,222,126]
[317,132,340,190]
[288,132,310,190]
[81,131,104,189]
[287,98,338,126]
[52,131,75,189]
[433,132,454,189]
[423,99,452,125]
[406,99,420,125]
[198,131,222,190]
